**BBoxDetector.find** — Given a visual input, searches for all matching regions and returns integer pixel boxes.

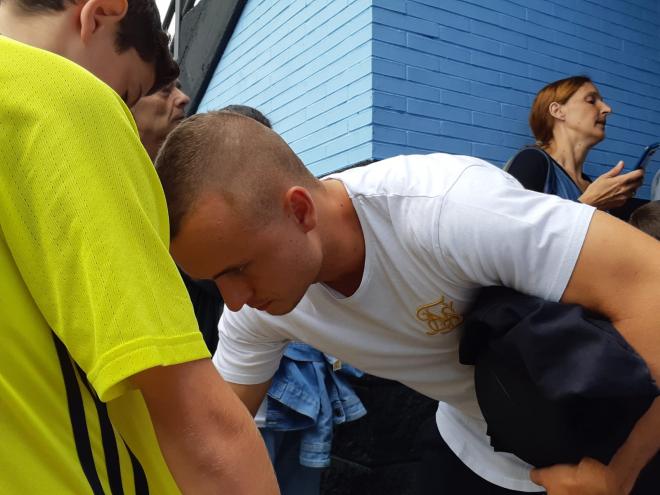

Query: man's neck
[0,3,70,55]
[315,179,366,297]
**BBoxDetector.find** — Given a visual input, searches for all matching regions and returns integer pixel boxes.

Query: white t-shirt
[214,153,595,491]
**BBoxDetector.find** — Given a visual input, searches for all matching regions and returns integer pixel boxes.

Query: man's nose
[216,278,253,312]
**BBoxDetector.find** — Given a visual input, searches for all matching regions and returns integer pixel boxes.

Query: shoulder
[446,160,524,202]
[508,148,550,169]
[2,37,134,132]
[328,153,498,199]
[506,148,551,192]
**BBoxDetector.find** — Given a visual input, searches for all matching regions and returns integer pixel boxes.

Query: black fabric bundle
[460,286,659,468]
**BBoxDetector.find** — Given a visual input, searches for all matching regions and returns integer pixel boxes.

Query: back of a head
[12,0,178,92]
[220,104,272,129]
[629,201,660,240]
[155,110,318,239]
[529,75,592,147]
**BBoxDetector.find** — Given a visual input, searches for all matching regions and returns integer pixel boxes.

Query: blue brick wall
[198,0,373,176]
[199,0,660,197]
[372,0,660,199]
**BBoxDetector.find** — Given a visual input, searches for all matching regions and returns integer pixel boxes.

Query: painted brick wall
[198,0,373,176]
[198,0,660,197]
[372,0,660,199]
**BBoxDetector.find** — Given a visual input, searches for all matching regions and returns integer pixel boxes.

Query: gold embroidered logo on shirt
[416,296,463,335]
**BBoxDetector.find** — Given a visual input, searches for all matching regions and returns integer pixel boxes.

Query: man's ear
[284,187,317,233]
[548,101,565,121]
[79,0,128,43]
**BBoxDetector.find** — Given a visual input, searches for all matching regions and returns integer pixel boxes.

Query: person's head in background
[0,0,178,106]
[629,201,660,240]
[132,80,190,160]
[220,104,272,129]
[529,75,611,154]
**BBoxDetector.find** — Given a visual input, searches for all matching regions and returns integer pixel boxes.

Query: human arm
[132,359,279,494]
[213,308,286,415]
[436,166,658,493]
[228,380,273,416]
[530,400,660,494]
[505,148,550,192]
[529,211,660,494]
[560,211,659,384]
[578,162,643,210]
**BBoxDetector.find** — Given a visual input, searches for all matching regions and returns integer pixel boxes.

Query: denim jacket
[264,342,366,468]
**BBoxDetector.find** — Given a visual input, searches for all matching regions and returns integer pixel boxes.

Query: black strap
[53,334,150,495]
[52,333,106,495]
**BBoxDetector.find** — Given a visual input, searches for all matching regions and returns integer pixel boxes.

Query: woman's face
[558,82,612,145]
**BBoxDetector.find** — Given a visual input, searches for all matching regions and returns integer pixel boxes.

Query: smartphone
[634,142,660,170]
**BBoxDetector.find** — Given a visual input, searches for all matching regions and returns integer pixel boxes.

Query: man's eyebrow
[212,263,243,280]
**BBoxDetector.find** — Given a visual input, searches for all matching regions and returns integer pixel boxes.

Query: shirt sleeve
[506,148,550,193]
[214,308,288,385]
[653,170,660,200]
[0,75,209,401]
[436,164,595,302]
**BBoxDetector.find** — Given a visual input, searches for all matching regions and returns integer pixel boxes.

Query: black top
[507,147,591,194]
[180,269,222,354]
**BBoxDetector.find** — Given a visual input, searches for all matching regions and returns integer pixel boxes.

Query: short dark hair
[156,110,319,238]
[220,104,272,129]
[13,0,178,92]
[629,201,660,240]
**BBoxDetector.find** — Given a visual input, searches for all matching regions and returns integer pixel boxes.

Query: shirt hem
[89,332,210,402]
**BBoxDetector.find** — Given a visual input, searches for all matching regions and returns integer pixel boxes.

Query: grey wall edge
[178,0,248,114]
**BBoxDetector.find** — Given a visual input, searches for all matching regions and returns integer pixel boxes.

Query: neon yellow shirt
[0,37,209,493]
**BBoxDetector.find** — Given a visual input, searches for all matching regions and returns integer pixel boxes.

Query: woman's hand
[578,161,643,210]
[530,458,626,495]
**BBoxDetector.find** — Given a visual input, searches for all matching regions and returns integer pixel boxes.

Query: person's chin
[266,304,292,316]
[265,298,303,316]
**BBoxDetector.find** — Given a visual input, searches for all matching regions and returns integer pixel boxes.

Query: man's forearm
[133,359,279,494]
[228,380,272,416]
[601,313,660,493]
[609,397,660,493]
[154,404,278,494]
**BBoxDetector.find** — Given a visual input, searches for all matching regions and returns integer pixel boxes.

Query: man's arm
[131,359,279,494]
[531,399,660,495]
[533,211,660,494]
[561,211,660,379]
[227,381,272,416]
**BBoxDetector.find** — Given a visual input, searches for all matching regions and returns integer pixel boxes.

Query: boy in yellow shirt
[0,0,277,493]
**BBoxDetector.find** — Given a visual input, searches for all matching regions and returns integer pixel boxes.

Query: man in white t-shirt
[156,111,660,494]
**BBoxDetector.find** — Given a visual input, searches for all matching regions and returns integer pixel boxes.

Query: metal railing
[162,0,198,59]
